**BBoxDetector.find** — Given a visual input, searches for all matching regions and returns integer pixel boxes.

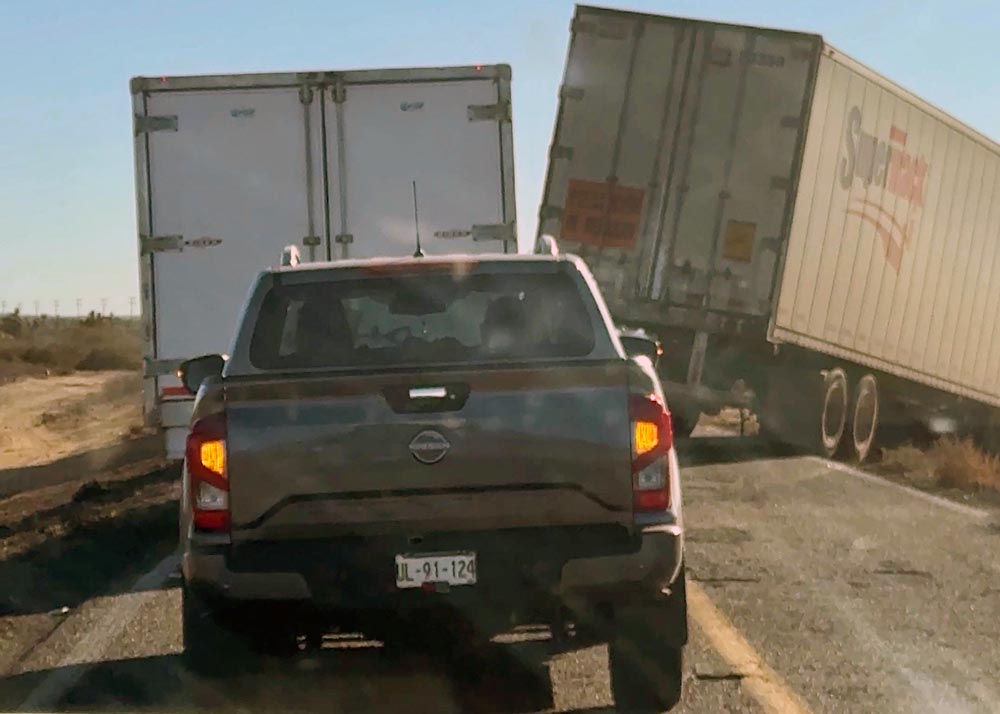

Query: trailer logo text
[839,105,929,272]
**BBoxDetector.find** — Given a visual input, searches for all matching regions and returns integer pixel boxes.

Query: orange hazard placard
[561,179,645,249]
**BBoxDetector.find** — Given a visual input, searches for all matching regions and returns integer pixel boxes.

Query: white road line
[809,456,992,520]
[19,552,179,710]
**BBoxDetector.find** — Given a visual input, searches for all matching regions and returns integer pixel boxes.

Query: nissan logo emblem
[408,430,450,464]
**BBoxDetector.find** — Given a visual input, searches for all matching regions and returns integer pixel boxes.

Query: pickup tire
[608,635,683,712]
[607,567,686,712]
[182,585,251,676]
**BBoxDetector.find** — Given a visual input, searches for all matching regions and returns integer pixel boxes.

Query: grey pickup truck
[178,252,687,710]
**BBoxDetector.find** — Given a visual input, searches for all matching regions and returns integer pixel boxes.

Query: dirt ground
[0,458,178,673]
[695,408,759,437]
[0,368,174,675]
[0,372,144,471]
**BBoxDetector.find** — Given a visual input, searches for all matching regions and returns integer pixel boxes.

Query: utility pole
[53,300,59,317]
[129,297,136,318]
[76,298,82,317]
[33,300,40,316]
[100,298,108,316]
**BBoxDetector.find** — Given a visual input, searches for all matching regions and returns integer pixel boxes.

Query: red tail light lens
[185,412,229,532]
[630,394,673,513]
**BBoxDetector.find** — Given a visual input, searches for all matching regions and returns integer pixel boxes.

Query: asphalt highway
[3,435,999,713]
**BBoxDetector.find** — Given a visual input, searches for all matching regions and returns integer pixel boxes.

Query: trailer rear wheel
[852,374,879,463]
[821,368,850,458]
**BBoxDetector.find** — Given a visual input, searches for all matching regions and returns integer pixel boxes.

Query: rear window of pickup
[248,270,598,370]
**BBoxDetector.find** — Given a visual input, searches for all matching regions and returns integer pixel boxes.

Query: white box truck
[539,6,1000,460]
[132,65,516,459]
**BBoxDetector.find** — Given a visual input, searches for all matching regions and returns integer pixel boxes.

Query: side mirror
[178,354,226,395]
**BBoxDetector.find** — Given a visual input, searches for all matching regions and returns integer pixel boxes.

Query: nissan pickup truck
[177,252,687,711]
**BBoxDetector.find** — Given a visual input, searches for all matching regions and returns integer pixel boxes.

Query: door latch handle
[409,387,448,399]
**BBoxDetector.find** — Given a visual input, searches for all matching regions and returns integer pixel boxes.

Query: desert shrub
[0,310,23,338]
[930,436,1000,493]
[20,346,55,365]
[75,347,137,371]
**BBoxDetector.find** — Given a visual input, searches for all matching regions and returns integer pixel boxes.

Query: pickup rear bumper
[183,549,311,601]
[559,522,683,593]
[184,521,683,606]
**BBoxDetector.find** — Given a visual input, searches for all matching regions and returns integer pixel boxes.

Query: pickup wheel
[182,585,251,677]
[607,567,687,712]
[608,635,683,712]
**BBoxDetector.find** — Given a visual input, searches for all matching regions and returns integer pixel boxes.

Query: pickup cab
[178,253,686,710]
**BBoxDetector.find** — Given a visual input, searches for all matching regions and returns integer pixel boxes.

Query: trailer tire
[852,374,879,463]
[821,368,850,459]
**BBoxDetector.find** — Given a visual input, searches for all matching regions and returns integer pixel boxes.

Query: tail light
[185,412,229,532]
[630,393,674,512]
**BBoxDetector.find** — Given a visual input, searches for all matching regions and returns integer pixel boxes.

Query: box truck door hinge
[468,102,511,122]
[539,205,563,221]
[140,234,184,255]
[143,357,184,378]
[331,79,346,103]
[334,233,354,245]
[471,223,516,242]
[302,235,321,247]
[134,115,178,135]
[559,85,585,101]
[299,86,315,104]
[550,145,574,161]
[710,48,734,67]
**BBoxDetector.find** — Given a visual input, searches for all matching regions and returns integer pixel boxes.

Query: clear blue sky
[1,0,997,316]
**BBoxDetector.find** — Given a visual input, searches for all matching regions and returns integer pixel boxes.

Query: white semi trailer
[540,6,1000,460]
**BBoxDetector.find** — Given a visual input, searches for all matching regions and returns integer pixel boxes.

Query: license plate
[394,551,477,589]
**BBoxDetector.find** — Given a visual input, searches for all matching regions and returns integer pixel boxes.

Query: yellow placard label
[723,220,756,263]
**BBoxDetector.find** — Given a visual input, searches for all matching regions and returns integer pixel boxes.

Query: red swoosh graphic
[846,209,904,272]
[852,198,912,244]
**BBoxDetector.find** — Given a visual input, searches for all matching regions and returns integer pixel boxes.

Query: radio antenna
[411,180,424,258]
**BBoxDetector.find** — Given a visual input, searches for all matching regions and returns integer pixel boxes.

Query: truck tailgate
[225,363,632,542]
